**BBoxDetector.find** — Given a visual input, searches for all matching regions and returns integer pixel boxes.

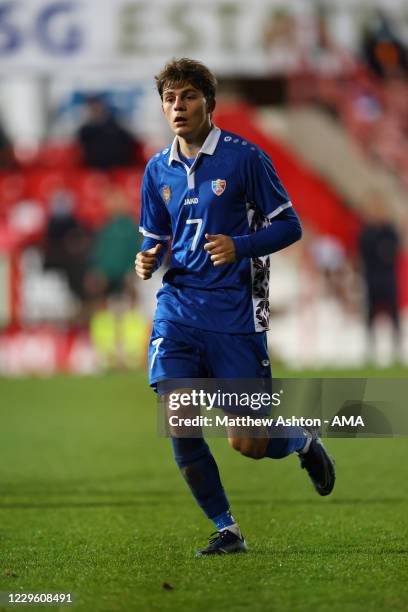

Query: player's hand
[204,234,236,266]
[135,244,162,280]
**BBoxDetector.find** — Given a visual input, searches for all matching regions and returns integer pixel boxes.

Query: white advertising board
[0,0,407,76]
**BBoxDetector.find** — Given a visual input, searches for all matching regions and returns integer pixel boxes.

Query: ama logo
[211,179,226,196]
[331,416,365,427]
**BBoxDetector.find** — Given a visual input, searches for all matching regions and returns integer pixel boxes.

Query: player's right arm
[135,242,164,280]
[137,161,171,279]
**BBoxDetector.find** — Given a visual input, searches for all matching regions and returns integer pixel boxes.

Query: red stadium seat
[69,171,111,228]
[111,169,143,218]
[24,170,68,209]
[0,173,27,210]
[76,199,108,228]
[28,143,81,170]
[69,170,110,198]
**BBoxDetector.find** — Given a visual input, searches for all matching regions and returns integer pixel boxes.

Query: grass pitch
[0,371,407,612]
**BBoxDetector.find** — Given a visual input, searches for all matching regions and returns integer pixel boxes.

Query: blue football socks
[171,437,231,520]
[264,425,309,459]
[171,429,310,535]
[212,509,236,531]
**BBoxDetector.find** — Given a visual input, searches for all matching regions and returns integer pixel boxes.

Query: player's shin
[171,437,240,534]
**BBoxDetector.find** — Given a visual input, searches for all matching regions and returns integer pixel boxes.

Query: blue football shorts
[148,319,271,393]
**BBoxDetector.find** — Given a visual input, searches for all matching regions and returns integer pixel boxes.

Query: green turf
[0,371,407,612]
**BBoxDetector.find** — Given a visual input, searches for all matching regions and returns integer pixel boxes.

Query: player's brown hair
[155,58,217,106]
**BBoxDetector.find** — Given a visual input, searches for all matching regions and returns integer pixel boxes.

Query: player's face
[162,84,212,141]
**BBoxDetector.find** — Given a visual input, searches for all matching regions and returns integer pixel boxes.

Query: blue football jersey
[139,125,292,333]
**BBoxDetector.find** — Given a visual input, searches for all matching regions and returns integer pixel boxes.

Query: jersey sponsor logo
[211,179,226,196]
[184,197,199,205]
[161,185,172,204]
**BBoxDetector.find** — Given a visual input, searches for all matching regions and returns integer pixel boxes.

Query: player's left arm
[204,147,302,265]
[204,208,301,265]
[232,205,302,260]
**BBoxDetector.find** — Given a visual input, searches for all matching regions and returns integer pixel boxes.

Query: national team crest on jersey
[161,185,171,205]
[211,179,226,196]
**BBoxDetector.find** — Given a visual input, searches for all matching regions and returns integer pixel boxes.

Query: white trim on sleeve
[139,227,170,240]
[266,201,292,220]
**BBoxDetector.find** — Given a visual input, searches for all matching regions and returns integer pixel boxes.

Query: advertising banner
[1,0,407,75]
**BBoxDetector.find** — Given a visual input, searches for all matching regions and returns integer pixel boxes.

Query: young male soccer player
[135,58,335,556]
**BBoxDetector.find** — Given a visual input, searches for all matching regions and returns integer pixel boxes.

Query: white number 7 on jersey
[186,218,203,251]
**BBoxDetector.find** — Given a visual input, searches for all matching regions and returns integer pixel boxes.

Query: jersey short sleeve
[139,164,172,241]
[244,148,292,220]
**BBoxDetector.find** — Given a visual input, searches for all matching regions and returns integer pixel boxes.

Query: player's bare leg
[227,435,269,459]
[227,425,335,496]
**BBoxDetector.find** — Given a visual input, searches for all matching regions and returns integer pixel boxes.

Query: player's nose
[174,96,186,110]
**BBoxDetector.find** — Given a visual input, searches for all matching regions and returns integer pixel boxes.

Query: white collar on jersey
[168,124,221,166]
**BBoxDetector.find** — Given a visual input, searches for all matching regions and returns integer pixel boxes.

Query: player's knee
[228,437,242,453]
[229,437,265,460]
[240,441,263,459]
[245,439,267,460]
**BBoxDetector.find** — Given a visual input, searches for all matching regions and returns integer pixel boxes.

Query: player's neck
[177,122,212,159]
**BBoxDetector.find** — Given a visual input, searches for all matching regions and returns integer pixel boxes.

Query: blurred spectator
[313,64,408,183]
[43,188,91,303]
[308,9,355,77]
[340,74,383,146]
[310,234,351,304]
[263,9,304,74]
[76,96,142,170]
[0,119,17,170]
[358,194,401,360]
[84,185,146,369]
[84,185,140,303]
[360,11,408,79]
[89,296,149,370]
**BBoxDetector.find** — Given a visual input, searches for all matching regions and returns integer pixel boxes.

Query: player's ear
[207,98,216,114]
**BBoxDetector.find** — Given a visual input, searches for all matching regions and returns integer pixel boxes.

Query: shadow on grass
[233,496,407,506]
[0,496,406,510]
[0,500,155,509]
[252,546,408,556]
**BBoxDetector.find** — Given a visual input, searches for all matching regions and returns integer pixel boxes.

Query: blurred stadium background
[0,0,407,373]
